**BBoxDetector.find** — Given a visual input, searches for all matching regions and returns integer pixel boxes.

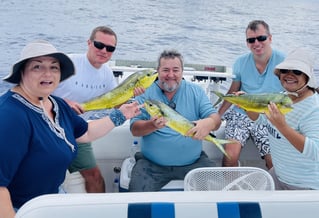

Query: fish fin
[213,98,222,107]
[212,91,224,107]
[210,138,231,159]
[215,139,236,145]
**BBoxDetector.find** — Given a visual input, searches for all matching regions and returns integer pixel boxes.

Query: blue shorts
[129,151,216,192]
[223,109,270,157]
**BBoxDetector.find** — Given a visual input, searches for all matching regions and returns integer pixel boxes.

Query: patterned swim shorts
[223,109,270,157]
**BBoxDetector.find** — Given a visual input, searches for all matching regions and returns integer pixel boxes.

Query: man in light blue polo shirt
[129,50,221,191]
[218,20,286,169]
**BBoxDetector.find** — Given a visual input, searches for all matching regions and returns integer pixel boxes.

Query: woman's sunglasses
[280,69,303,76]
[93,41,116,52]
[246,35,268,44]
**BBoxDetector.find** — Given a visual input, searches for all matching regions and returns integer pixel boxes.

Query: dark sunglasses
[280,69,303,76]
[168,101,176,110]
[246,35,268,44]
[93,41,116,52]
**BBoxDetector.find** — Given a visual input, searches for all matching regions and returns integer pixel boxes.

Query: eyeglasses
[168,101,176,110]
[280,69,303,76]
[246,35,268,44]
[93,41,116,52]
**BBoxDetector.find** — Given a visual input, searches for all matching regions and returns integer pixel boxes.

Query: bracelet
[109,109,126,127]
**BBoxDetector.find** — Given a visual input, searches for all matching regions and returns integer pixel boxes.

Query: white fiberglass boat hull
[16,190,319,218]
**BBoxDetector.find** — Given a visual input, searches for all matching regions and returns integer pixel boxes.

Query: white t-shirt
[53,53,118,120]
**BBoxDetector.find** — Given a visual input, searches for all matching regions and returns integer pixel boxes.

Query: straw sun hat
[274,47,317,89]
[3,40,75,84]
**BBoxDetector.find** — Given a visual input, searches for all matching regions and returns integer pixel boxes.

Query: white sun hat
[3,40,75,84]
[274,47,317,89]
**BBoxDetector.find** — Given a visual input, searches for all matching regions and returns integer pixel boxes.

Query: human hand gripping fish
[265,102,287,129]
[144,99,232,159]
[187,118,217,141]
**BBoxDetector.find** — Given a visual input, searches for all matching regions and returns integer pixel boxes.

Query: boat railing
[109,59,234,103]
[110,59,233,79]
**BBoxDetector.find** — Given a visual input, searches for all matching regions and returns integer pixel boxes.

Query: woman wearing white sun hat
[0,40,141,217]
[249,47,319,190]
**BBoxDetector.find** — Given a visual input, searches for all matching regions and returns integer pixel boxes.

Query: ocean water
[0,0,318,92]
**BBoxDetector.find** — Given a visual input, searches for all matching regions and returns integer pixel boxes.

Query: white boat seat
[184,167,275,191]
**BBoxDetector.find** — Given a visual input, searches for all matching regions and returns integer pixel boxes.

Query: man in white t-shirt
[54,26,120,192]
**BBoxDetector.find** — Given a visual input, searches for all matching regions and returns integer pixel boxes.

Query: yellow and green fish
[213,91,293,114]
[82,69,158,111]
[144,99,231,158]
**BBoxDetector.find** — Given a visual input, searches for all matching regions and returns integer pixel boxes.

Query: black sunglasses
[246,35,268,44]
[280,69,303,76]
[93,41,116,52]
[168,101,176,110]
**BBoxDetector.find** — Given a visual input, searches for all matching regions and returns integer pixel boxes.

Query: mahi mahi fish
[213,91,293,114]
[82,69,158,111]
[144,99,231,158]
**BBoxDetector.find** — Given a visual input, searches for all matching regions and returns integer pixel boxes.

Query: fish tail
[207,134,231,159]
[212,91,224,107]
[214,139,235,145]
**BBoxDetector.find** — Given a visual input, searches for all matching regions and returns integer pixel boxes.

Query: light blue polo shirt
[232,49,286,113]
[130,80,216,166]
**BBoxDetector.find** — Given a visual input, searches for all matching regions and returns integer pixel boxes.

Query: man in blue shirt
[129,50,221,191]
[217,20,285,169]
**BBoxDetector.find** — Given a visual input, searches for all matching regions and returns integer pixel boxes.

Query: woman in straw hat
[249,47,319,190]
[0,40,141,216]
